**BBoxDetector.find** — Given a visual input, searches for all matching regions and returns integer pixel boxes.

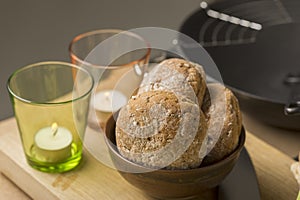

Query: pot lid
[180,0,300,104]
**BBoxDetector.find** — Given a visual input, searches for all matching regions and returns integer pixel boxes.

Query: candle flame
[104,91,111,101]
[51,122,58,137]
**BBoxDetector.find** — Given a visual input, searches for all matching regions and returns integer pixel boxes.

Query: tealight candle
[93,90,127,112]
[34,123,73,163]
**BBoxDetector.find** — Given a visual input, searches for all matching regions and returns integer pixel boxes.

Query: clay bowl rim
[104,113,246,173]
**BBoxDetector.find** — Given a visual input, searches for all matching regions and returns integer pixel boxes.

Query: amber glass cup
[69,29,150,129]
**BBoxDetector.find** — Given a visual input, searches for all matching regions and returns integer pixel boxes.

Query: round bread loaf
[201,83,242,165]
[116,90,207,169]
[138,58,206,106]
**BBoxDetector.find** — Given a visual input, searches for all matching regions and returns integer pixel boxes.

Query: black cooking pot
[180,0,300,130]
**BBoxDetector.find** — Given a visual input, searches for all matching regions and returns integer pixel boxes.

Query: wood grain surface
[0,117,298,200]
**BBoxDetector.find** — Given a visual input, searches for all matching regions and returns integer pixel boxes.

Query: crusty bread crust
[116,90,207,169]
[201,83,242,165]
[138,58,206,106]
[115,58,242,169]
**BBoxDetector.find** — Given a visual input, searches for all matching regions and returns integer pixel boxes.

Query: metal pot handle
[285,102,300,115]
[284,74,300,116]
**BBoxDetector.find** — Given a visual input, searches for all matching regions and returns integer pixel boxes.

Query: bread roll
[138,58,206,106]
[201,83,242,165]
[116,90,207,169]
[115,57,243,169]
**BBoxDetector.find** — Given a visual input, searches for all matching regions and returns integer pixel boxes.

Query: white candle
[93,90,127,112]
[34,123,73,163]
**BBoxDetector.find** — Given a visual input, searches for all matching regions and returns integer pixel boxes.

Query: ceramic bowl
[104,114,246,199]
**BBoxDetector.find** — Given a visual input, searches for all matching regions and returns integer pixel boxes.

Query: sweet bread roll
[138,58,206,106]
[116,90,207,169]
[201,83,242,165]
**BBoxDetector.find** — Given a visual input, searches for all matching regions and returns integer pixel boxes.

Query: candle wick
[51,123,58,137]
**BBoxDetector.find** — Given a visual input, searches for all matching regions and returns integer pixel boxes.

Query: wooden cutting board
[0,117,298,200]
[0,118,148,200]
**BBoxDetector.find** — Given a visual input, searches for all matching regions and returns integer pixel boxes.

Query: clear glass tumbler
[7,61,94,173]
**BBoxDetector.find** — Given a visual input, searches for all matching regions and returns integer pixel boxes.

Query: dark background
[0,0,213,120]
